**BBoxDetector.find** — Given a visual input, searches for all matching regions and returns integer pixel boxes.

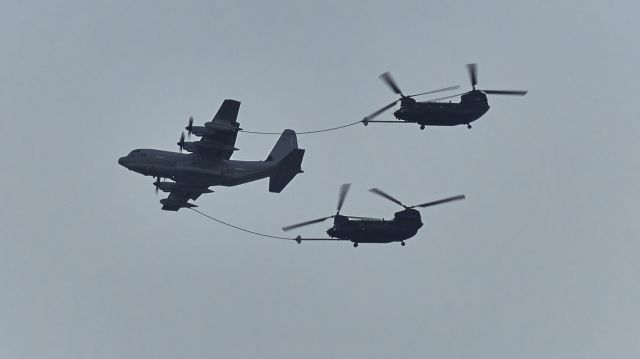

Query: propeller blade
[282,216,334,232]
[427,91,469,102]
[154,177,161,195]
[368,188,406,208]
[413,194,466,208]
[177,132,185,152]
[337,183,351,214]
[408,85,460,98]
[466,63,478,89]
[363,100,399,122]
[186,116,194,138]
[483,90,528,96]
[379,72,403,96]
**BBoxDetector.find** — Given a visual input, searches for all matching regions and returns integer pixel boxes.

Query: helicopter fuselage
[394,90,490,127]
[326,209,424,244]
[366,66,526,129]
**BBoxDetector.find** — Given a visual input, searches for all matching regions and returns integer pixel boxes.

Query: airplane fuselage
[118,149,279,187]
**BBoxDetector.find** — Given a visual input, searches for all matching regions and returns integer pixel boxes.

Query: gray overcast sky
[1,0,639,358]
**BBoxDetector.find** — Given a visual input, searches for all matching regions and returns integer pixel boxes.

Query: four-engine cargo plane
[118,99,305,211]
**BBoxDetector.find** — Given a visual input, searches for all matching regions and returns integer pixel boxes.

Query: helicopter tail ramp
[267,129,305,193]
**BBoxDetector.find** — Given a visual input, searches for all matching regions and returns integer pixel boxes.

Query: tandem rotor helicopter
[282,184,465,247]
[363,63,528,130]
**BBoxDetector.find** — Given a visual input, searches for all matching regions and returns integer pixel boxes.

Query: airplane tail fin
[266,129,305,193]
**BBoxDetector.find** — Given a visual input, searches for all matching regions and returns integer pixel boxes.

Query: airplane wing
[183,99,242,160]
[156,180,213,211]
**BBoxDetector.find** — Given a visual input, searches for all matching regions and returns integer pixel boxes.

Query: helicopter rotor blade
[337,183,351,214]
[282,216,334,232]
[407,85,460,98]
[412,194,466,208]
[363,100,399,122]
[466,63,478,89]
[379,72,404,96]
[344,215,384,221]
[368,188,406,208]
[483,90,528,96]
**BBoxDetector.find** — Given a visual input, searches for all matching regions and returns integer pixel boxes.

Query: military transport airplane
[118,99,305,211]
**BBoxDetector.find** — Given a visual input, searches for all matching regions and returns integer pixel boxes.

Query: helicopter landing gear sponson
[467,124,472,129]
[420,125,425,130]
[401,241,406,246]
[353,242,359,248]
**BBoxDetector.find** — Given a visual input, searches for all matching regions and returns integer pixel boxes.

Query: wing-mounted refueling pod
[153,180,214,195]
[159,198,198,211]
[186,117,243,138]
[177,132,239,154]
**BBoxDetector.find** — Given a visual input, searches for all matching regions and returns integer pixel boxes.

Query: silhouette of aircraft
[119,99,305,211]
